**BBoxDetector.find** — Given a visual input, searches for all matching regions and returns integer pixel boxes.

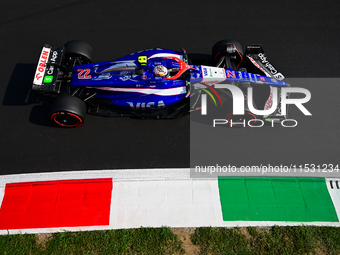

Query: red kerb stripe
[0,179,113,230]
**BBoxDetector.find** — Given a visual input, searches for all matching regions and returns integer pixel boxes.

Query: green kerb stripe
[218,177,339,222]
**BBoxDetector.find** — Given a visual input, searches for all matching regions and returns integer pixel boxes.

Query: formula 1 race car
[32,40,289,127]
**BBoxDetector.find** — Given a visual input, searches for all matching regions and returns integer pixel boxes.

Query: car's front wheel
[212,39,244,69]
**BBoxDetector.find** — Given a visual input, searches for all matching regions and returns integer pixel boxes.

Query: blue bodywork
[70,48,288,111]
[71,48,189,111]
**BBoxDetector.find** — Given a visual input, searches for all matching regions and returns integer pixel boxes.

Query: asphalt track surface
[1,0,340,175]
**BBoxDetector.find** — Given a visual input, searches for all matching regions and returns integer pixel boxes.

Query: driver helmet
[154,65,168,77]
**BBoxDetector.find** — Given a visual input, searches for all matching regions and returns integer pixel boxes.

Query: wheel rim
[51,112,83,127]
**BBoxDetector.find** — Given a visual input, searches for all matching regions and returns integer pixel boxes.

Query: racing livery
[32,40,289,127]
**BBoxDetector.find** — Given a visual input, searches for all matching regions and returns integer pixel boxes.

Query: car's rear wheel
[50,95,86,127]
[64,40,93,65]
[212,40,243,69]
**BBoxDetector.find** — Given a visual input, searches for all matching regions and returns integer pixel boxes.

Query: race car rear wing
[245,44,285,81]
[32,45,64,93]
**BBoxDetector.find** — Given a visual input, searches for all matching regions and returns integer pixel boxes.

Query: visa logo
[203,68,208,77]
[127,101,165,110]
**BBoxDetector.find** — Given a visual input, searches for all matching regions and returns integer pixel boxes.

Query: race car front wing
[245,44,290,122]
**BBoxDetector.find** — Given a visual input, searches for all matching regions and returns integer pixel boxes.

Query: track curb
[1,169,339,235]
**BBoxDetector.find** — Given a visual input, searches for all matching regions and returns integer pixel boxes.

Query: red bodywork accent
[226,70,236,78]
[163,57,195,80]
[77,68,92,79]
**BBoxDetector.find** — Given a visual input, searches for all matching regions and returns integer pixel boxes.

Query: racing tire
[64,40,93,64]
[212,40,243,68]
[50,95,86,128]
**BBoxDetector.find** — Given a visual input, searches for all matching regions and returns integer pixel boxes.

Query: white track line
[0,168,190,183]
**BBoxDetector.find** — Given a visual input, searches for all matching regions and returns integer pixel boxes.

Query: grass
[0,227,184,255]
[191,226,340,255]
[0,226,340,254]
[0,232,42,255]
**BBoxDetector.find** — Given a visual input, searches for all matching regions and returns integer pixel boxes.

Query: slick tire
[64,40,94,64]
[50,95,86,128]
[212,40,244,68]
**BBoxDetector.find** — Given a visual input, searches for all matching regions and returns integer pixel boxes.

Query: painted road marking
[0,179,112,230]
[327,179,340,221]
[218,177,339,222]
[0,169,340,235]
[109,179,223,229]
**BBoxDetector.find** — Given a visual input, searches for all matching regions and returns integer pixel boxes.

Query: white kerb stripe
[326,178,340,221]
